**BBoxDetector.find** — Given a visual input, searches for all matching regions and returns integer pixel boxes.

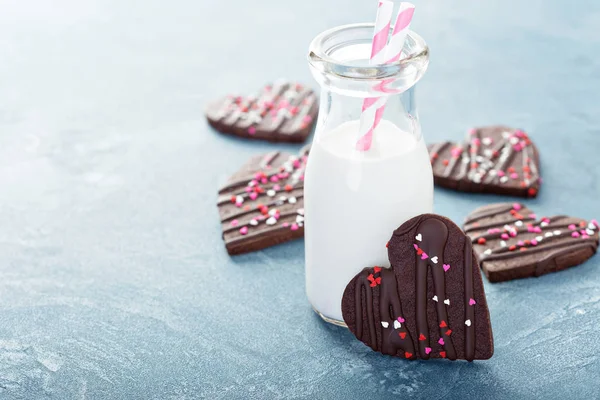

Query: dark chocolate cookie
[342,214,494,361]
[428,126,541,197]
[218,147,308,255]
[464,203,599,282]
[205,80,318,143]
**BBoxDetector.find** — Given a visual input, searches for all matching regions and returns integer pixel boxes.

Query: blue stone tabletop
[0,0,599,398]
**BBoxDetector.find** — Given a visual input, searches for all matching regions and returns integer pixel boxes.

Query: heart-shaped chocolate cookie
[464,203,599,282]
[206,80,318,143]
[428,126,541,197]
[218,147,308,255]
[342,214,494,361]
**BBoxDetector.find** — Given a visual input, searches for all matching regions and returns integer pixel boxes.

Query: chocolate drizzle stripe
[218,154,289,194]
[464,240,475,361]
[466,130,481,181]
[463,204,517,226]
[482,138,510,184]
[415,256,430,359]
[250,82,290,130]
[223,219,305,248]
[217,183,303,205]
[442,147,462,178]
[470,221,578,243]
[465,218,536,234]
[222,209,302,234]
[429,141,451,163]
[220,194,304,223]
[533,243,598,276]
[480,237,599,262]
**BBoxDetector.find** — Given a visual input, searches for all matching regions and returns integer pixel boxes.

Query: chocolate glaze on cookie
[464,203,599,282]
[206,80,318,143]
[218,147,309,255]
[342,214,494,361]
[428,126,541,197]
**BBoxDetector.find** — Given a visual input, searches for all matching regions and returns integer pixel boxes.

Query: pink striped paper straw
[356,2,416,152]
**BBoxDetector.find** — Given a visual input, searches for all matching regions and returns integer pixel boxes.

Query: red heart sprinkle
[405,352,413,359]
[442,159,449,166]
[230,196,237,203]
[417,248,423,255]
[446,329,452,336]
[385,241,389,248]
[373,266,382,273]
[399,332,407,339]
[439,321,447,328]
[477,238,486,245]
[419,334,426,341]
[440,351,446,358]
[284,185,293,192]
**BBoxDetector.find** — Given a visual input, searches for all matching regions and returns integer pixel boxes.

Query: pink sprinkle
[302,115,313,124]
[254,173,262,180]
[472,138,481,146]
[527,226,535,233]
[515,129,525,138]
[239,227,248,235]
[451,147,462,157]
[513,203,522,211]
[414,244,419,250]
[438,338,445,345]
[245,186,252,193]
[468,128,477,135]
[530,240,538,246]
[230,220,239,227]
[292,160,301,169]
[278,172,289,179]
[582,234,590,239]
[279,100,290,108]
[592,219,599,228]
[568,224,577,230]
[510,173,519,179]
[517,241,525,246]
[487,228,501,234]
[299,175,305,181]
[469,298,476,306]
[572,232,580,238]
[509,231,517,237]
[529,213,537,219]
[282,222,289,227]
[291,223,299,231]
[273,184,281,191]
[264,100,274,108]
[249,192,258,200]
[534,227,542,233]
[270,110,278,117]
[501,233,510,240]
[397,316,405,323]
[497,170,505,177]
[542,218,551,223]
[248,127,256,135]
[513,144,522,152]
[581,230,587,235]
[261,178,268,184]
[270,175,279,183]
[235,202,243,208]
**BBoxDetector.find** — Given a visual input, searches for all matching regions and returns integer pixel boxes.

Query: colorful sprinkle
[469,298,476,306]
[239,227,248,235]
[230,219,239,227]
[290,223,299,231]
[248,126,256,135]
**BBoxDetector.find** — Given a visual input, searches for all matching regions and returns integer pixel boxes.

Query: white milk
[304,119,433,322]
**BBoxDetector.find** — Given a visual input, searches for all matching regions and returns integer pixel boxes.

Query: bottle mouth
[308,23,429,80]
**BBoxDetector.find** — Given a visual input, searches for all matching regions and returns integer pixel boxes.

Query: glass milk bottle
[305,23,432,325]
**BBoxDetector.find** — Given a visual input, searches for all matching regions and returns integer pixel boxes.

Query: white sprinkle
[444,299,450,305]
[279,196,287,202]
[472,174,481,183]
[465,319,472,327]
[266,217,277,225]
[500,176,509,183]
[297,208,304,215]
[500,241,507,247]
[288,197,297,204]
[536,236,543,242]
[432,295,438,302]
[586,229,595,235]
[484,249,492,255]
[235,195,244,203]
[482,137,493,146]
[502,131,511,139]
[504,225,512,231]
[541,221,549,227]
[462,157,470,164]
[296,215,304,224]
[381,321,389,328]
[509,137,519,145]
[545,232,553,238]
[268,209,278,216]
[488,169,497,177]
[393,320,401,329]
[553,230,561,236]
[484,149,494,157]
[515,220,523,227]
[475,156,485,163]
[588,223,596,230]
[267,189,276,197]
[248,180,256,187]
[249,219,258,226]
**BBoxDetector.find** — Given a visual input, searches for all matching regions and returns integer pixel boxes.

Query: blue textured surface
[0,0,599,398]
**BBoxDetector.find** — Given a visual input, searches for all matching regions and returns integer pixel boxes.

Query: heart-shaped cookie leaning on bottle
[428,126,541,198]
[342,214,494,361]
[464,203,599,283]
[205,80,318,143]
